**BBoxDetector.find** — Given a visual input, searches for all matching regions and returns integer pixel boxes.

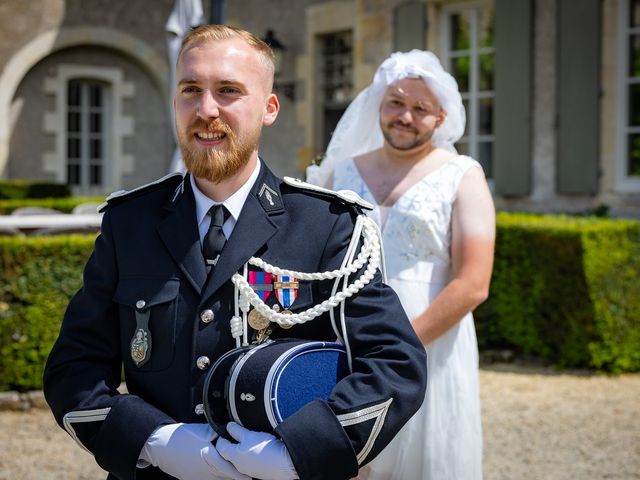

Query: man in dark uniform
[43,25,427,480]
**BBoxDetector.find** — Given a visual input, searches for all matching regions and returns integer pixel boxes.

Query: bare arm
[411,166,495,345]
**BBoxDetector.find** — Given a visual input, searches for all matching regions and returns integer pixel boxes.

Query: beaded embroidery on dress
[334,155,484,480]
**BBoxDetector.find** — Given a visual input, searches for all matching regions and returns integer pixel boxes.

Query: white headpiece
[306,49,465,186]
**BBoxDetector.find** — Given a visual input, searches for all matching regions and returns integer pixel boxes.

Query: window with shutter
[66,79,107,193]
[440,4,495,179]
[618,0,640,191]
[318,31,353,152]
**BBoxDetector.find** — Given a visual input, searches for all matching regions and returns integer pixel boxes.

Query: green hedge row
[475,213,640,372]
[0,180,71,199]
[0,213,639,391]
[0,196,104,214]
[0,235,95,391]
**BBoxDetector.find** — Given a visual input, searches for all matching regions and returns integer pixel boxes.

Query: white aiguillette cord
[229,215,385,372]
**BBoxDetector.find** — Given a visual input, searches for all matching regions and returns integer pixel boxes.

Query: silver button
[194,403,204,415]
[196,356,210,370]
[200,309,214,323]
[136,300,146,309]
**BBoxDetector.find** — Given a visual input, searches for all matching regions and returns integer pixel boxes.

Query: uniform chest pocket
[114,277,180,371]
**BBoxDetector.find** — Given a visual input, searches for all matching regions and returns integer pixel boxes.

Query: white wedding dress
[333,155,484,480]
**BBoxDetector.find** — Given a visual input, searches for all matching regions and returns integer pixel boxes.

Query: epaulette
[282,176,374,211]
[98,172,185,212]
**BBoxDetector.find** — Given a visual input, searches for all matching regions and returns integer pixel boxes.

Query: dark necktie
[203,204,228,267]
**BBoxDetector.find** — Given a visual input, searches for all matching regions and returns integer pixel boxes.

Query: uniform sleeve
[275,210,428,480]
[42,211,174,480]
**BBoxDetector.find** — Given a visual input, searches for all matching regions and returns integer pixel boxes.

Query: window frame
[316,29,354,153]
[42,64,134,193]
[439,1,495,178]
[66,79,108,192]
[616,0,640,191]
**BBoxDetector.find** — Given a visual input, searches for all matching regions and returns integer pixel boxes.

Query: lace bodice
[333,155,482,281]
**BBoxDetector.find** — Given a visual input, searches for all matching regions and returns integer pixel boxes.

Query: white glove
[139,422,250,480]
[217,422,299,480]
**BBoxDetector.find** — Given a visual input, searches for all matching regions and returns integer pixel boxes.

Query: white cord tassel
[230,316,243,348]
[231,216,381,330]
[233,274,242,348]
[338,214,366,373]
[241,263,250,346]
[368,216,387,283]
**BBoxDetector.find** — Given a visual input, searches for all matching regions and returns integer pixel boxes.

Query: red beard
[178,118,258,183]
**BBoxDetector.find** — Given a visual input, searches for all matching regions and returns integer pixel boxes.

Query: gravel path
[480,363,640,480]
[1,363,639,479]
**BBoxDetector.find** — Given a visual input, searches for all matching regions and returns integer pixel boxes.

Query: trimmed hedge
[0,180,71,199]
[475,213,640,372]
[0,235,95,391]
[0,196,104,214]
[0,213,639,391]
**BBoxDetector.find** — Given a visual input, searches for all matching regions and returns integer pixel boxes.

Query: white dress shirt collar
[191,159,262,241]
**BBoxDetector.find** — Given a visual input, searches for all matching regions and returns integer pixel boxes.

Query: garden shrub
[0,180,70,199]
[0,196,104,214]
[0,235,95,391]
[0,213,639,392]
[474,213,640,372]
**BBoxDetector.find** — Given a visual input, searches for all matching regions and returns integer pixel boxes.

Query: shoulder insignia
[282,176,373,211]
[257,182,284,213]
[98,173,185,212]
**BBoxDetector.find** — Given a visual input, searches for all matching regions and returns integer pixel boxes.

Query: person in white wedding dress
[307,50,495,480]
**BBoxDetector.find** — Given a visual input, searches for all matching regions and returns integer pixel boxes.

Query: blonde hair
[179,25,275,79]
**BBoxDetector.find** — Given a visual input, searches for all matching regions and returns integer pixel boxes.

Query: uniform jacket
[43,162,427,480]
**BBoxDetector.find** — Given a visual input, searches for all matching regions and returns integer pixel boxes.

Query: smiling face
[379,78,446,152]
[174,36,279,183]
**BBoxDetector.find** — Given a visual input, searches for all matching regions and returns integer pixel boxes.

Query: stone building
[0,0,638,216]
